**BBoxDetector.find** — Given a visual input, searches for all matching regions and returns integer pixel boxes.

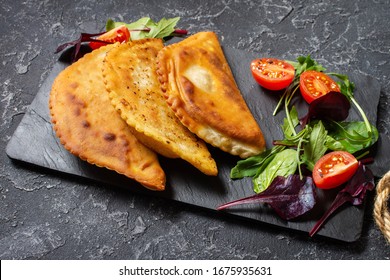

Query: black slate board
[6,46,385,242]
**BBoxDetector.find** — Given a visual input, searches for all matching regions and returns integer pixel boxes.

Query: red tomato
[89,25,130,50]
[313,151,359,189]
[299,71,340,103]
[250,58,295,91]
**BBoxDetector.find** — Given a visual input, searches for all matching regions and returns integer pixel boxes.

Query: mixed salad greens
[55,18,377,236]
[55,17,187,62]
[219,55,377,236]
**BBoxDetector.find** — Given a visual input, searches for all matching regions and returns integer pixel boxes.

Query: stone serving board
[6,45,386,242]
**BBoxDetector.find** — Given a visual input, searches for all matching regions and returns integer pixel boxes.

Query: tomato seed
[325,163,334,169]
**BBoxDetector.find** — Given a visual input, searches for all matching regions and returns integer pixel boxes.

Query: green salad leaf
[148,17,180,38]
[326,121,379,154]
[301,121,328,171]
[287,55,326,77]
[230,54,378,198]
[106,17,183,41]
[253,149,298,193]
[282,106,300,138]
[274,106,309,147]
[326,72,355,99]
[327,72,374,139]
[230,146,285,179]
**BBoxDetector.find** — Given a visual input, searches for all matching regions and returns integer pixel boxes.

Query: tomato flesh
[89,25,130,50]
[313,151,359,189]
[300,71,340,103]
[251,58,295,91]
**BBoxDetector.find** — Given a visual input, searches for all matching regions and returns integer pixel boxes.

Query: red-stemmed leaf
[300,91,351,127]
[309,162,375,237]
[55,27,188,63]
[217,175,317,220]
[172,29,189,35]
[55,32,108,63]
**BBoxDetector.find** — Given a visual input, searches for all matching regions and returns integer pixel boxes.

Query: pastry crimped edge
[49,44,166,191]
[156,38,265,159]
[102,39,218,176]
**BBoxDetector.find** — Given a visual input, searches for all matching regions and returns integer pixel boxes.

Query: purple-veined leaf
[217,175,317,220]
[55,18,188,63]
[300,91,351,127]
[55,32,109,63]
[309,162,374,237]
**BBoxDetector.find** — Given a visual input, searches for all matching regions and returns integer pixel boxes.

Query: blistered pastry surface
[103,39,217,175]
[157,31,266,157]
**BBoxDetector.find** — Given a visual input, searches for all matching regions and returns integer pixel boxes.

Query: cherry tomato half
[89,25,130,50]
[299,71,340,103]
[313,151,359,189]
[250,58,295,91]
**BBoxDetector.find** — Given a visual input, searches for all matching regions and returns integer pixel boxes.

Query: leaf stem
[350,96,372,135]
[273,87,289,116]
[284,85,300,136]
[287,84,300,105]
[356,150,370,160]
[272,78,299,116]
[172,29,188,35]
[296,136,305,179]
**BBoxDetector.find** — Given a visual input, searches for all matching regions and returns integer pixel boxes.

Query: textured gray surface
[1,0,390,259]
[5,59,383,242]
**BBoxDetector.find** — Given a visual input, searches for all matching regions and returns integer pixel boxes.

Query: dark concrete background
[1,0,389,259]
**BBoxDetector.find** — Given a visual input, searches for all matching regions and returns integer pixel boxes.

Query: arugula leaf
[232,54,379,224]
[253,149,298,193]
[106,17,184,41]
[274,106,309,149]
[282,106,299,138]
[286,55,326,76]
[301,121,328,171]
[148,17,180,38]
[273,55,326,118]
[327,72,355,99]
[325,135,345,151]
[273,128,308,147]
[274,106,308,147]
[230,146,285,179]
[56,17,186,62]
[107,17,154,40]
[124,17,155,29]
[327,72,373,138]
[106,18,124,30]
[327,121,379,154]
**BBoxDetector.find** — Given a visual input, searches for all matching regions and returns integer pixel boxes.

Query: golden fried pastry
[157,31,266,158]
[102,39,217,176]
[49,44,166,191]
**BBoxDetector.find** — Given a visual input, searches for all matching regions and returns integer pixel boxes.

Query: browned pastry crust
[157,31,266,158]
[102,39,217,176]
[49,44,166,191]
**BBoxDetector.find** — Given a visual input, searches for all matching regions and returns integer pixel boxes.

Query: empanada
[50,44,166,191]
[157,31,266,158]
[102,39,217,176]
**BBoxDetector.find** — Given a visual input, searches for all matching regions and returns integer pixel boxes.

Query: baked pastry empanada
[102,39,217,176]
[157,31,266,158]
[50,44,166,191]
